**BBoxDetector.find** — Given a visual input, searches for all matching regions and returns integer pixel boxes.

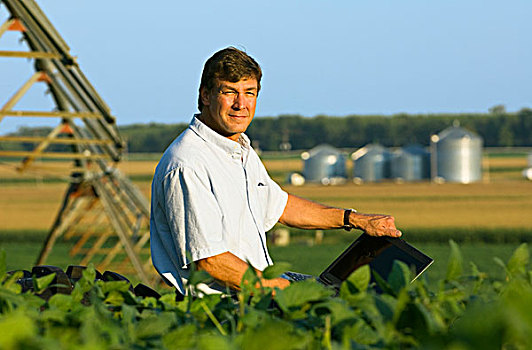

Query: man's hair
[198,47,262,111]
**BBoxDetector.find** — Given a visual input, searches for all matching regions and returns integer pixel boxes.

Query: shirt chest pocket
[252,180,270,218]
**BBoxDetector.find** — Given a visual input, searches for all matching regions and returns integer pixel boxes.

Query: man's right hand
[196,251,290,291]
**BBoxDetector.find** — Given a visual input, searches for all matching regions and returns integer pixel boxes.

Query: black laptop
[282,233,433,291]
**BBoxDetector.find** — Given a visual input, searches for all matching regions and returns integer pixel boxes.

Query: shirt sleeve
[162,165,228,268]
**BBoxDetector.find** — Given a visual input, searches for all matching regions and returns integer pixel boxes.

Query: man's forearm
[278,194,344,229]
[196,251,290,291]
[279,194,402,237]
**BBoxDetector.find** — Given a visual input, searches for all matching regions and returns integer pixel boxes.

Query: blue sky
[0,0,531,133]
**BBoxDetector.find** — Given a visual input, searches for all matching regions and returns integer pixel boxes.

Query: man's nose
[232,93,246,110]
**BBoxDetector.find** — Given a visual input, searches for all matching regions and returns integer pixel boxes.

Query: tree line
[3,107,532,153]
[121,107,532,152]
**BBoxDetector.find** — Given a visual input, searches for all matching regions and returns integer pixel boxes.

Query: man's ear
[200,87,211,107]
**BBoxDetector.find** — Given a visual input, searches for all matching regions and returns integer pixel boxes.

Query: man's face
[200,78,258,142]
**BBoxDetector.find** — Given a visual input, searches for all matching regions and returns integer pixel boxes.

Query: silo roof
[306,144,342,158]
[351,143,387,160]
[437,126,482,141]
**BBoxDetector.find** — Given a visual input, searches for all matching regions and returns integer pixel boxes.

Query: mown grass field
[2,154,530,231]
[0,151,531,284]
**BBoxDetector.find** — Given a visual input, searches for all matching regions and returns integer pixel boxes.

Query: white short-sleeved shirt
[150,115,288,295]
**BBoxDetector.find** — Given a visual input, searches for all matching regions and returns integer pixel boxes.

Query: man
[150,47,401,296]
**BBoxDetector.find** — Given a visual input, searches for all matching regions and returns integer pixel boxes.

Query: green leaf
[275,279,333,312]
[240,265,260,295]
[104,290,124,306]
[388,260,411,293]
[339,265,371,301]
[0,311,37,349]
[313,298,357,327]
[34,272,56,293]
[140,296,158,309]
[135,313,175,339]
[48,293,74,312]
[348,264,371,292]
[343,319,379,345]
[506,243,529,278]
[188,269,213,287]
[470,262,480,277]
[493,257,508,273]
[237,318,311,350]
[40,308,68,323]
[373,270,395,296]
[163,324,198,349]
[375,294,396,322]
[2,271,23,294]
[395,300,437,339]
[82,264,96,284]
[101,280,131,294]
[159,292,178,308]
[197,333,233,350]
[262,262,292,280]
[445,240,463,282]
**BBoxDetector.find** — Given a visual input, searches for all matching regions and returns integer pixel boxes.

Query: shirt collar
[189,114,250,159]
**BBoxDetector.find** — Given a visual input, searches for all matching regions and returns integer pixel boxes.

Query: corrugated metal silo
[351,144,392,182]
[391,145,430,181]
[430,125,483,183]
[301,144,347,184]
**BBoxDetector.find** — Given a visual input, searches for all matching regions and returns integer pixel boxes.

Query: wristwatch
[342,208,356,231]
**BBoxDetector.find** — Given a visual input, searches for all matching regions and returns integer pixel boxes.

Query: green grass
[259,151,302,160]
[128,174,155,182]
[485,151,529,158]
[3,239,518,287]
[274,227,532,244]
[0,229,48,242]
[1,241,84,271]
[488,166,527,173]
[1,228,524,289]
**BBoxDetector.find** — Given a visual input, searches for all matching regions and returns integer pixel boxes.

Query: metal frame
[0,0,157,285]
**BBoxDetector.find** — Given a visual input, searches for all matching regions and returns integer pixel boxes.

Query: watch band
[343,208,356,231]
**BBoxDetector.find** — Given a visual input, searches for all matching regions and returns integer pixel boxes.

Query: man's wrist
[342,208,357,231]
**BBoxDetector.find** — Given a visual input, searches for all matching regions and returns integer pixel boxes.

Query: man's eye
[245,91,256,97]
[221,90,237,95]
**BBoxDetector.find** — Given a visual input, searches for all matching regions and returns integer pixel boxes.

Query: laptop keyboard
[282,271,314,282]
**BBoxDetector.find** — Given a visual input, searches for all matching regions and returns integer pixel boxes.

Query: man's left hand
[351,212,402,238]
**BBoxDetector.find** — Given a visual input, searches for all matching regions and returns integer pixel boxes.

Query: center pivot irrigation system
[0,0,158,285]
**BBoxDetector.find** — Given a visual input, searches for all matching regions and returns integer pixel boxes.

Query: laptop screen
[319,234,433,287]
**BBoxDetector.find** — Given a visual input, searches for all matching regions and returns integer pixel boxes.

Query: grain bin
[351,144,392,182]
[391,145,430,181]
[430,125,483,183]
[301,144,347,184]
